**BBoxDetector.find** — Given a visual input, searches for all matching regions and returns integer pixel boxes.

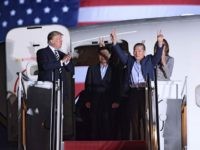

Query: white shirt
[100,64,108,79]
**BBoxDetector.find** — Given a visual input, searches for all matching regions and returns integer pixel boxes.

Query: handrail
[153,69,160,150]
[181,76,188,99]
[145,73,160,150]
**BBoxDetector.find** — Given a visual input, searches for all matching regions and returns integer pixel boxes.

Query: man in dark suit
[35,31,74,144]
[27,31,74,150]
[37,31,74,110]
[37,31,74,82]
[84,45,119,140]
[110,31,164,140]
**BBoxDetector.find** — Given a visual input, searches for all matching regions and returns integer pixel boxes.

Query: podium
[26,82,52,150]
[25,71,75,150]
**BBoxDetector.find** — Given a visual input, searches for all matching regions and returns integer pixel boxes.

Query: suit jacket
[37,46,74,82]
[85,64,112,102]
[112,44,163,93]
[36,46,74,130]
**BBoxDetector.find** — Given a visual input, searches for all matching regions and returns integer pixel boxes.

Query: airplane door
[6,25,70,93]
[5,25,75,149]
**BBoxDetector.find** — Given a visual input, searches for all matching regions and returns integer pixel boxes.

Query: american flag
[0,0,80,41]
[79,0,200,24]
[1,0,200,41]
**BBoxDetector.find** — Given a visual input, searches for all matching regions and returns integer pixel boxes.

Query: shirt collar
[49,45,57,53]
[100,64,108,68]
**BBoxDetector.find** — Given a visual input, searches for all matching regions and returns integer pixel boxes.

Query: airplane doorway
[73,40,129,140]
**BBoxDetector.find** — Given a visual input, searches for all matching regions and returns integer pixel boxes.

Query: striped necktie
[55,50,62,73]
[54,50,60,61]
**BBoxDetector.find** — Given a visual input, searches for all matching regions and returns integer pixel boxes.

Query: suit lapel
[102,65,111,80]
[103,65,110,80]
[96,64,102,80]
[47,46,57,61]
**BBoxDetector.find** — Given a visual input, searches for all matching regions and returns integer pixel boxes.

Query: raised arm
[152,31,164,66]
[110,31,128,65]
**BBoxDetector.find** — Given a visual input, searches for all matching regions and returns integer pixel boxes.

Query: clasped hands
[61,53,71,65]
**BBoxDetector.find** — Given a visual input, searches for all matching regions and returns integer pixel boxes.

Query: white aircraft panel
[6,25,70,93]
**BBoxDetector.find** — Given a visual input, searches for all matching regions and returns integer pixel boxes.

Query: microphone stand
[17,72,27,150]
[17,72,22,150]
[50,68,63,150]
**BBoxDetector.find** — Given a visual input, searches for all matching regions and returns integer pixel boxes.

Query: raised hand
[157,30,164,47]
[99,37,105,47]
[110,30,117,45]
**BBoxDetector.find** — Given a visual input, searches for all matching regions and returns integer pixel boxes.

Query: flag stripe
[78,5,200,23]
[80,0,200,7]
[0,0,80,41]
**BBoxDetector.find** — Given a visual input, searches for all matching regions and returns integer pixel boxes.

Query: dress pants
[121,87,146,140]
[90,92,112,140]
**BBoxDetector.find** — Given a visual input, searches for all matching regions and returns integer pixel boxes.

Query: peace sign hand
[157,30,164,47]
[110,30,117,45]
[99,37,105,47]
